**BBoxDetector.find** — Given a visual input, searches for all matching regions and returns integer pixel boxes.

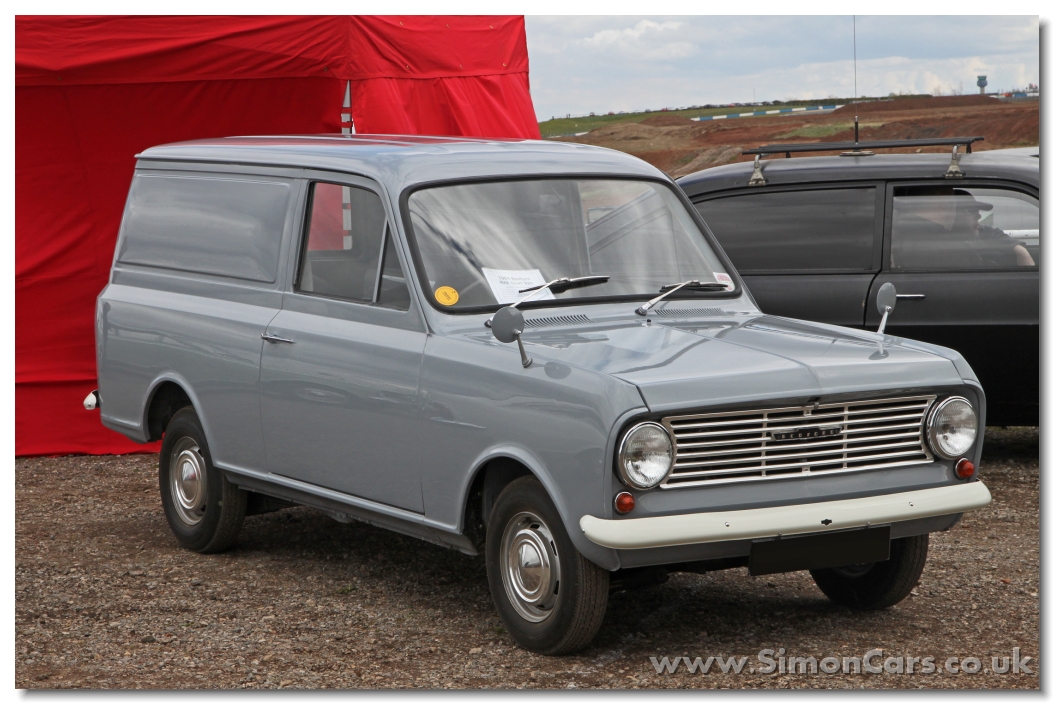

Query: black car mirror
[491,306,533,368]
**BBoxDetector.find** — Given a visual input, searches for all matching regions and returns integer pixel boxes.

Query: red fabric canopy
[344,16,539,137]
[16,15,539,456]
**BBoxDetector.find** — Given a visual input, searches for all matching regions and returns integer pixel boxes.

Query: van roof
[136,135,666,193]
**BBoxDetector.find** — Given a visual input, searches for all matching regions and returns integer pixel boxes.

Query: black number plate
[748,525,891,576]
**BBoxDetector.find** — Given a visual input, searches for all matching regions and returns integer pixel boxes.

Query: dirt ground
[15,427,1038,689]
[557,97,1039,177]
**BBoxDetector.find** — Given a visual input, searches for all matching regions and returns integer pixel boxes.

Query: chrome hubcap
[500,512,561,623]
[170,437,207,526]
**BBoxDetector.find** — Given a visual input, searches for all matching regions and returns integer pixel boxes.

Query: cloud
[580,19,696,59]
[525,16,1039,119]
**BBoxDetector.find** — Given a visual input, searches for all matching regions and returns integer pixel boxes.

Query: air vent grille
[653,307,729,318]
[523,314,593,328]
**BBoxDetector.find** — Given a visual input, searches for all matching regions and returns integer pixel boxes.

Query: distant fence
[998,92,1039,102]
[691,104,843,122]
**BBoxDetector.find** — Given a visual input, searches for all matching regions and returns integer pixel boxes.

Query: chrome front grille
[661,395,936,488]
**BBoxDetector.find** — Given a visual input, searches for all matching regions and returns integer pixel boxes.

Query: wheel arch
[142,374,204,442]
[458,445,619,571]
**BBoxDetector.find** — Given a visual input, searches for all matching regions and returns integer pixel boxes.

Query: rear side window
[890,185,1039,270]
[119,174,290,282]
[695,188,877,272]
[297,182,410,309]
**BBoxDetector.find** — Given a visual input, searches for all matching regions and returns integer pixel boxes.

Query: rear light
[614,492,635,514]
[955,458,976,479]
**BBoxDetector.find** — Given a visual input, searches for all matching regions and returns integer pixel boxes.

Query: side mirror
[875,282,897,335]
[491,306,533,368]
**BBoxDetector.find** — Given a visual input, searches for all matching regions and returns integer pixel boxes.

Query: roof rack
[743,136,984,157]
[744,116,984,185]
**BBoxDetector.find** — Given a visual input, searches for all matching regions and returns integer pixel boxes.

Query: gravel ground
[15,427,1038,689]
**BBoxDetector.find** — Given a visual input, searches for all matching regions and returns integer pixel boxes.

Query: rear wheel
[810,534,928,610]
[159,407,247,553]
[485,476,609,655]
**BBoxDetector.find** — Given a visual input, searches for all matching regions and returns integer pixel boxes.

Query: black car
[678,141,1039,425]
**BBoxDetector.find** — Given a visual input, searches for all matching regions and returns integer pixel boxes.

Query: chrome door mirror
[491,306,533,368]
[875,282,897,335]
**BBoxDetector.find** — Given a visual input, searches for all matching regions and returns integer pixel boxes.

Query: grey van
[91,135,991,655]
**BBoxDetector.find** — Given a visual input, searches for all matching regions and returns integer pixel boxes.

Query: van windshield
[407,178,734,311]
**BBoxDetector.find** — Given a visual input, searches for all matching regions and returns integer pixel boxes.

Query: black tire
[485,476,609,655]
[810,534,929,610]
[159,407,247,554]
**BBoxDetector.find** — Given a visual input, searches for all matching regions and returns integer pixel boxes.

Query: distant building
[977,75,988,95]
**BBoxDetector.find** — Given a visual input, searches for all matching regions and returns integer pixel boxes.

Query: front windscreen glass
[407,179,734,310]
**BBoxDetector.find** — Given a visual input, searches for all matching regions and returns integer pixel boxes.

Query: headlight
[618,422,673,489]
[927,397,978,459]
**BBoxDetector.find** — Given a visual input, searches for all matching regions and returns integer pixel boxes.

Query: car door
[866,181,1039,425]
[693,183,884,327]
[259,175,427,511]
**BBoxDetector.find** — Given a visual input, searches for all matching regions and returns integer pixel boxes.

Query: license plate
[748,525,891,576]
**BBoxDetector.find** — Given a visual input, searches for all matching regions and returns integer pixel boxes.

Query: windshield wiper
[485,275,609,327]
[518,275,609,298]
[635,280,729,316]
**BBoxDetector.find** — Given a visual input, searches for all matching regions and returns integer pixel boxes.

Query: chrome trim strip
[668,450,929,480]
[661,458,934,488]
[675,430,922,459]
[672,441,926,470]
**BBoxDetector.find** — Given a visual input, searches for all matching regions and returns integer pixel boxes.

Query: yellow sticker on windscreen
[435,286,459,306]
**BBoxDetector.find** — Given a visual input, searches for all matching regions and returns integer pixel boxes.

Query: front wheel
[810,533,929,610]
[159,407,247,553]
[486,476,609,655]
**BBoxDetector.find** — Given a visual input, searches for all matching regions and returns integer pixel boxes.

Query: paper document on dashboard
[481,268,555,305]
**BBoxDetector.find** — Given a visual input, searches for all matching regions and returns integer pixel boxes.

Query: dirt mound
[640,114,695,127]
[559,99,1037,178]
[843,95,1000,114]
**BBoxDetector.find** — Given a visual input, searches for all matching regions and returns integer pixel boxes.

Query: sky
[524,16,1040,120]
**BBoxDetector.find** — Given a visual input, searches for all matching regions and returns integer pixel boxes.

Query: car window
[695,188,876,272]
[890,186,1039,270]
[407,179,731,311]
[119,174,290,283]
[297,182,409,308]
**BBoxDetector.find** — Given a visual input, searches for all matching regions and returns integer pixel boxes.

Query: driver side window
[890,185,1038,270]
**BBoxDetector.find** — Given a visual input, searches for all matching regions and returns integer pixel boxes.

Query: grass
[537,94,938,138]
[538,101,835,138]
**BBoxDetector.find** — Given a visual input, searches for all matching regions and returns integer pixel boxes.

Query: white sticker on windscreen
[481,268,555,305]
[714,272,734,290]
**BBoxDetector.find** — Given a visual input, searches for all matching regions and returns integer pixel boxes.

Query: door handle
[895,294,926,300]
[261,332,295,344]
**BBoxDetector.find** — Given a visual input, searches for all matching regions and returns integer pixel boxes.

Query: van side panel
[98,279,279,471]
[97,169,301,472]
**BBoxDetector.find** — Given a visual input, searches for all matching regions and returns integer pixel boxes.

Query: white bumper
[580,481,991,550]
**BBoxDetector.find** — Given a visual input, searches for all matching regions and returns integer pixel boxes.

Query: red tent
[16,15,540,456]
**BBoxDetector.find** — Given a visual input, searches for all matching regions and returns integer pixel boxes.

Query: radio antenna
[853,16,858,100]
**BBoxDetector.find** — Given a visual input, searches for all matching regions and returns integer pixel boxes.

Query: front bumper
[580,481,991,550]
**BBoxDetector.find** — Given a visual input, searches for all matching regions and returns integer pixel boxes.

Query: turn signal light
[614,492,635,514]
[955,458,976,479]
